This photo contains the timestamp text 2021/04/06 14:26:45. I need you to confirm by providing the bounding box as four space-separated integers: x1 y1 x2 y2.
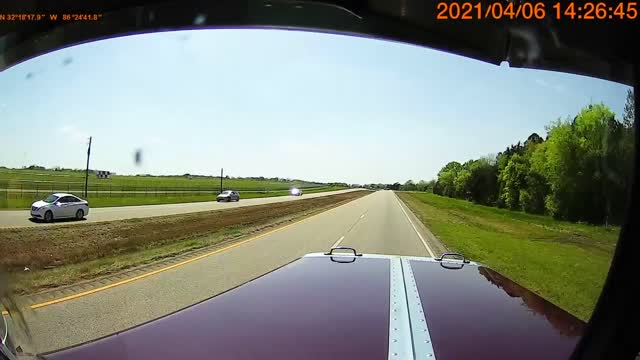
436 1 637 20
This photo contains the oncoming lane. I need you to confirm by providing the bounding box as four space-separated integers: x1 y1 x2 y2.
0 188 360 228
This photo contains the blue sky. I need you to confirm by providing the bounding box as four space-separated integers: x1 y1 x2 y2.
0 29 631 184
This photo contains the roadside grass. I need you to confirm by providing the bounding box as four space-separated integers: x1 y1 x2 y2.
397 192 618 321
1 190 369 293
0 187 346 209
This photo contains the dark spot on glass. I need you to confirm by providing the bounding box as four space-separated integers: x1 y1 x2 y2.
134 149 143 165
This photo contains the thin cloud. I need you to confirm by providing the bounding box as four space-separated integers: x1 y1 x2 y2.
59 125 90 145
144 136 168 146
534 78 566 94
553 84 566 93
534 78 550 87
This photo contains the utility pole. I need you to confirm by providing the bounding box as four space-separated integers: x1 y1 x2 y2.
84 136 92 198
220 168 223 194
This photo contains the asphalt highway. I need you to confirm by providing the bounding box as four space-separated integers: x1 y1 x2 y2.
0 188 360 228
7 190 443 354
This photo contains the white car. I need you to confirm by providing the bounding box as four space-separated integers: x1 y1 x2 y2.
30 193 90 222
216 190 240 202
290 187 303 196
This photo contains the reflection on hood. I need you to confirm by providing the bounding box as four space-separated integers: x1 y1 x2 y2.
478 267 584 337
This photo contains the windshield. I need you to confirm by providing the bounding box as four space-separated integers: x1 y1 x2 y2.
42 195 58 204
0 28 633 357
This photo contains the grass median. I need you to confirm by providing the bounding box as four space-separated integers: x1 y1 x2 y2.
0 190 370 294
397 192 618 321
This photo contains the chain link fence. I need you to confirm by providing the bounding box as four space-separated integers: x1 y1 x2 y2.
0 180 328 201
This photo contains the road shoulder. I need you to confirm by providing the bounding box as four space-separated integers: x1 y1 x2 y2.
394 192 448 256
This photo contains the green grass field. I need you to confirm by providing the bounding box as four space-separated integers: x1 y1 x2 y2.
397 192 619 321
0 186 346 209
0 168 325 191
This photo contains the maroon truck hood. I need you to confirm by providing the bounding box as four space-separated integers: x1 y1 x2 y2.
45 255 584 360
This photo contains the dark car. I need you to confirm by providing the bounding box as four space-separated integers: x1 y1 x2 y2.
216 190 239 202
41 248 584 360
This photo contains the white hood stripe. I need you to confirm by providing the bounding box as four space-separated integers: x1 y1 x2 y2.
402 258 436 359
388 258 413 359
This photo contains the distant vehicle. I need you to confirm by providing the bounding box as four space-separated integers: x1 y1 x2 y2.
290 187 302 196
216 190 240 202
30 193 89 222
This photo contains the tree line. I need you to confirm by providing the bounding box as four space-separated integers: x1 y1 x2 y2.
428 90 634 225
360 181 435 191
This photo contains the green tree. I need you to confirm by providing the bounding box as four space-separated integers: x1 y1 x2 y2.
541 104 628 223
523 141 551 214
454 168 471 199
498 153 529 210
431 102 631 225
524 133 543 148
623 89 635 128
466 157 498 205
495 142 525 207
601 94 634 224
518 134 549 214
402 180 417 191
416 180 435 192
435 161 462 197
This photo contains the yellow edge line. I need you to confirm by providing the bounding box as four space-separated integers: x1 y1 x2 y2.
22 199 352 310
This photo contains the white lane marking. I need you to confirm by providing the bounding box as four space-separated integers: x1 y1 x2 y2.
331 235 345 248
394 194 435 257
330 210 367 248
